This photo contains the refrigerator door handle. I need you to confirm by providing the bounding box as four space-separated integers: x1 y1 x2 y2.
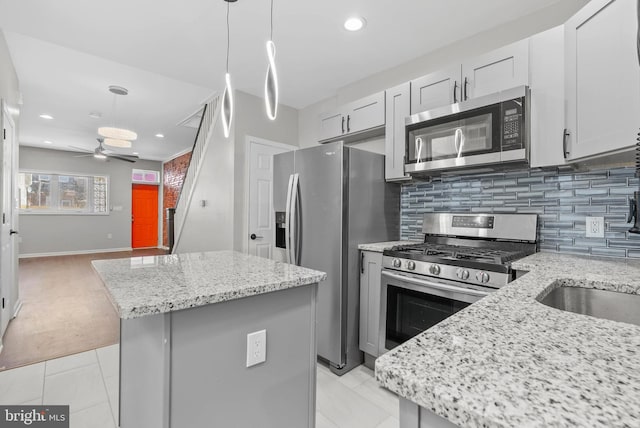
290 173 301 265
285 174 295 264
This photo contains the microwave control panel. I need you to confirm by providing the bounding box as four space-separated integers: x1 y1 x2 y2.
501 97 524 151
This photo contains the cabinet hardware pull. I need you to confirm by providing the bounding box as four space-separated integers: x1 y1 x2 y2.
347 115 351 133
360 252 365 274
341 116 345 134
463 77 469 100
563 129 570 159
453 81 458 103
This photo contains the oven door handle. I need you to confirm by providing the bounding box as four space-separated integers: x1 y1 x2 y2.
381 271 490 298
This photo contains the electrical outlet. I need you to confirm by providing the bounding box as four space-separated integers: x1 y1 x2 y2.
246 329 266 367
585 216 605 238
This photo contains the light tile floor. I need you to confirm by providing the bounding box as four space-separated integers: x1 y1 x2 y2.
0 345 398 428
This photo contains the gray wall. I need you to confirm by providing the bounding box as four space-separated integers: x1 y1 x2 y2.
298 0 588 149
19 146 162 256
401 167 640 258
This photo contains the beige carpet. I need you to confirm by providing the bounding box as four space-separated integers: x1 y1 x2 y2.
0 248 167 371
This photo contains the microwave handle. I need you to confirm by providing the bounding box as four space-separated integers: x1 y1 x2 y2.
381 270 490 298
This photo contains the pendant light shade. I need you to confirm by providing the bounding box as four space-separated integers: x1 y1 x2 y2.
222 72 234 138
98 127 137 141
264 40 279 121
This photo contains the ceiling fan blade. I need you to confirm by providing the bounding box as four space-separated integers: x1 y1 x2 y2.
68 145 93 153
73 154 94 158
107 154 137 163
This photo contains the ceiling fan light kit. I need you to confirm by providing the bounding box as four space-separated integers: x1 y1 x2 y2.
98 126 137 141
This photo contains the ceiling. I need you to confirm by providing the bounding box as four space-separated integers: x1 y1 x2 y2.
0 0 569 161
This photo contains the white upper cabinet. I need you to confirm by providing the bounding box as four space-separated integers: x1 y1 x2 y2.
529 25 568 168
410 40 529 114
318 92 385 143
385 82 411 181
410 66 460 114
462 39 529 100
564 0 640 160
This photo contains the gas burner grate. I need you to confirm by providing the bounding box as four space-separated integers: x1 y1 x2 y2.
389 243 529 265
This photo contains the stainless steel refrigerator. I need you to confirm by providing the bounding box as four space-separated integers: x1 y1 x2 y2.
273 141 400 375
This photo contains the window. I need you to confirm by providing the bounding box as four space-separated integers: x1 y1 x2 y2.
19 171 109 215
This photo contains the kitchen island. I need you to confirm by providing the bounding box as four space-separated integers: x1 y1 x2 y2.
375 252 640 427
92 251 326 428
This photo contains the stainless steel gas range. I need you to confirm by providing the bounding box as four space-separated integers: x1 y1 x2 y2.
379 212 538 355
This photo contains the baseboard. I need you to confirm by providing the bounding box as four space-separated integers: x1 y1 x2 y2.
12 300 22 319
19 247 134 259
160 246 170 250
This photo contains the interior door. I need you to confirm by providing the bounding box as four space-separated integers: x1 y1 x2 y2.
132 184 159 248
0 101 16 338
247 139 290 259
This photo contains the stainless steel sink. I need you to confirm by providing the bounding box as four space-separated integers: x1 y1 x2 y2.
538 286 640 326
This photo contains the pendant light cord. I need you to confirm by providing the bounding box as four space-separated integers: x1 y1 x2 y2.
226 0 230 73
270 0 274 41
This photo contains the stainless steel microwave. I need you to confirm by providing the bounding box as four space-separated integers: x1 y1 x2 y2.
404 86 529 175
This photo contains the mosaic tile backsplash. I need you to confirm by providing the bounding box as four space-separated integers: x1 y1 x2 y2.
401 167 640 258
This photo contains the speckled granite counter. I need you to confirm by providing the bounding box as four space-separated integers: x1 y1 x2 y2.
92 250 327 319
358 240 420 253
375 252 640 427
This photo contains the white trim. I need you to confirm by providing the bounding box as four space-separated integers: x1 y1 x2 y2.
0 342 3 356
162 147 192 163
19 247 134 259
12 300 22 319
244 136 295 255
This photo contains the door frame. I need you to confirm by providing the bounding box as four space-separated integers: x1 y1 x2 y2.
243 136 295 255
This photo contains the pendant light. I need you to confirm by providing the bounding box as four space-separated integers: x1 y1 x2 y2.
221 0 235 138
98 86 138 145
264 0 279 120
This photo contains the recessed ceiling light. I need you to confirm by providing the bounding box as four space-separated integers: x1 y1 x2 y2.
155 133 164 138
39 114 54 120
344 16 366 32
43 140 53 144
133 152 139 155
89 111 102 119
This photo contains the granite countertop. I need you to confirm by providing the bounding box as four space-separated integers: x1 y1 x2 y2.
375 252 640 427
358 240 420 253
92 250 327 320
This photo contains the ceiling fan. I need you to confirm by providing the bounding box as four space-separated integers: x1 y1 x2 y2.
71 138 139 163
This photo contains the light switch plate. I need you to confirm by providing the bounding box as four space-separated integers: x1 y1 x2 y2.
246 329 266 367
585 216 605 238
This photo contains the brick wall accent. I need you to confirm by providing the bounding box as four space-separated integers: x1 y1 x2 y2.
162 152 192 247
401 167 640 258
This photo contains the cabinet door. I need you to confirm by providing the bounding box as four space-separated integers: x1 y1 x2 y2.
345 92 385 135
565 0 640 160
359 250 383 357
410 65 460 114
318 110 344 142
462 39 529 99
529 25 567 168
385 82 411 181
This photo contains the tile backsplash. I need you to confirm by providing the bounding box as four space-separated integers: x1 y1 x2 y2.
401 167 640 258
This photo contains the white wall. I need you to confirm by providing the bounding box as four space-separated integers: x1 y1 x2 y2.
19 146 162 256
298 0 589 149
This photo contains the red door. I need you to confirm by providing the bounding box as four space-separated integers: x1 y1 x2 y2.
132 184 159 248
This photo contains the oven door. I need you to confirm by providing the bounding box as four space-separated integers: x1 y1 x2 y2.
379 269 489 355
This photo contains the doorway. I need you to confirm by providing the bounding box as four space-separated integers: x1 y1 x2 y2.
132 184 159 248
246 137 293 259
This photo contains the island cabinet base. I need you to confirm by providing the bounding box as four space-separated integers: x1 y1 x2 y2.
400 398 459 428
119 283 318 428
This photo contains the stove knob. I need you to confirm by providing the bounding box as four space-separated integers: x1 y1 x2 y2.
407 261 416 271
429 264 441 275
456 268 470 280
476 271 490 283
392 258 402 268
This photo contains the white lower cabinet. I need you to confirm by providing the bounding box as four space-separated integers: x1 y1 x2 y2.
359 250 383 357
